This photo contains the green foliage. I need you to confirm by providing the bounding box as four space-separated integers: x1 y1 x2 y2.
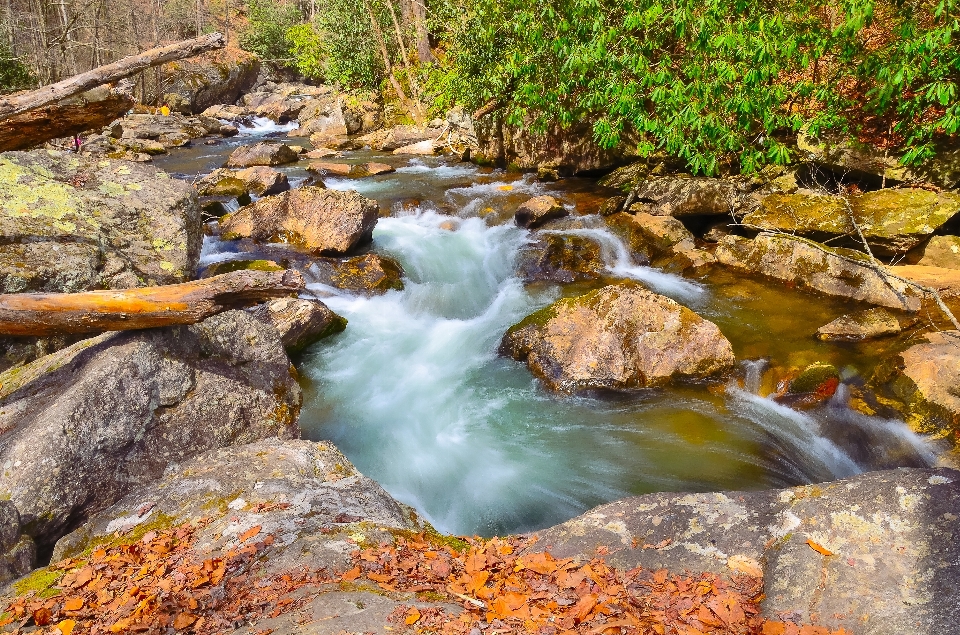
0 44 35 94
239 0 302 63
429 0 960 175
305 0 384 88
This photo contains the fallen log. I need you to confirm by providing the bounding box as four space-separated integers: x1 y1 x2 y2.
0 83 134 152
0 32 225 123
0 269 304 337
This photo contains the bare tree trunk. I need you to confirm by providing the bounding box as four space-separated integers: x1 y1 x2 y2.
361 0 418 122
0 269 305 337
409 0 432 63
0 32 225 121
382 0 424 120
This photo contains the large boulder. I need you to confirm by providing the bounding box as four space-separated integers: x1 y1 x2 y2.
629 175 740 216
52 439 418 573
500 281 735 392
536 467 960 635
815 308 906 341
308 253 404 295
160 47 260 114
225 142 300 168
287 95 349 141
605 211 716 271
742 188 960 255
516 233 606 283
360 124 444 152
0 150 201 293
105 112 234 149
0 310 301 550
514 195 567 228
220 186 379 255
716 233 923 311
240 83 335 123
798 129 960 190
250 297 347 352
871 330 960 440
197 166 289 197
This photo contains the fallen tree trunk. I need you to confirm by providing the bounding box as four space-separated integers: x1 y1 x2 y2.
0 269 304 337
0 84 134 152
0 32 225 123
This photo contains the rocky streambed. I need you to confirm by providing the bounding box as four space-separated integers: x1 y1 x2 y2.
0 79 958 634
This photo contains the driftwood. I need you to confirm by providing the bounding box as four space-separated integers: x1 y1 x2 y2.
0 84 134 152
0 269 304 337
0 32 225 123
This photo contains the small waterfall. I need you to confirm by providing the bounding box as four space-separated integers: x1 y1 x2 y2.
740 359 769 396
235 116 299 135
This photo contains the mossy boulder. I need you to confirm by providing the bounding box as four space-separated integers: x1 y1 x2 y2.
788 363 840 395
629 175 739 217
870 330 960 440
715 233 922 311
500 281 735 392
0 150 201 294
201 259 284 277
915 235 960 269
197 166 289 198
161 47 260 115
516 233 606 283
311 253 404 295
742 188 960 255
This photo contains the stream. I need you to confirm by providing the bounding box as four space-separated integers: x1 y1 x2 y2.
155 120 937 537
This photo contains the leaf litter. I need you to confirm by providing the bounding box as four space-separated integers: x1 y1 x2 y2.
0 521 850 635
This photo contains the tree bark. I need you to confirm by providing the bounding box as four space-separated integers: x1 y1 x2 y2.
0 31 225 122
0 269 304 337
0 83 134 151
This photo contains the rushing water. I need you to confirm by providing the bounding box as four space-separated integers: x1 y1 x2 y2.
160 125 937 538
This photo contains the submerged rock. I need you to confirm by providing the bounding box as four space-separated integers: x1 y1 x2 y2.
516 233 606 283
52 439 417 572
250 297 347 353
514 195 567 228
310 253 404 295
197 166 289 197
0 150 201 293
220 187 378 255
742 188 960 255
773 362 841 409
715 233 922 311
500 281 735 392
226 142 299 168
816 308 906 341
0 310 301 550
535 467 960 635
201 258 284 277
871 330 960 440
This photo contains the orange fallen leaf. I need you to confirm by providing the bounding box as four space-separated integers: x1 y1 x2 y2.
173 613 197 629
727 554 763 578
405 607 421 625
56 619 76 635
805 539 834 556
342 566 361 581
62 597 84 611
239 525 262 543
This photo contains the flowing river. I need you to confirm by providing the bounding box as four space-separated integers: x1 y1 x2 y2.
155 120 937 537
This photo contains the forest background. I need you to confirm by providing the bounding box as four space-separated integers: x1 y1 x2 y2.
1 0 958 176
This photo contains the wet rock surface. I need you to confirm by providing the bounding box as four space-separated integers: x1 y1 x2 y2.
516 233 606 283
220 186 378 255
605 211 716 272
309 253 404 295
226 142 300 168
514 195 567 228
250 297 347 352
716 233 923 311
816 308 906 341
0 310 301 551
0 150 201 293
534 467 960 635
501 281 735 392
197 166 289 197
871 330 960 440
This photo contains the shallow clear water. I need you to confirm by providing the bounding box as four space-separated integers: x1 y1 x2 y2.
163 126 936 537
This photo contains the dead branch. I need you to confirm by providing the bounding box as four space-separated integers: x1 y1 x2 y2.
0 269 304 337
